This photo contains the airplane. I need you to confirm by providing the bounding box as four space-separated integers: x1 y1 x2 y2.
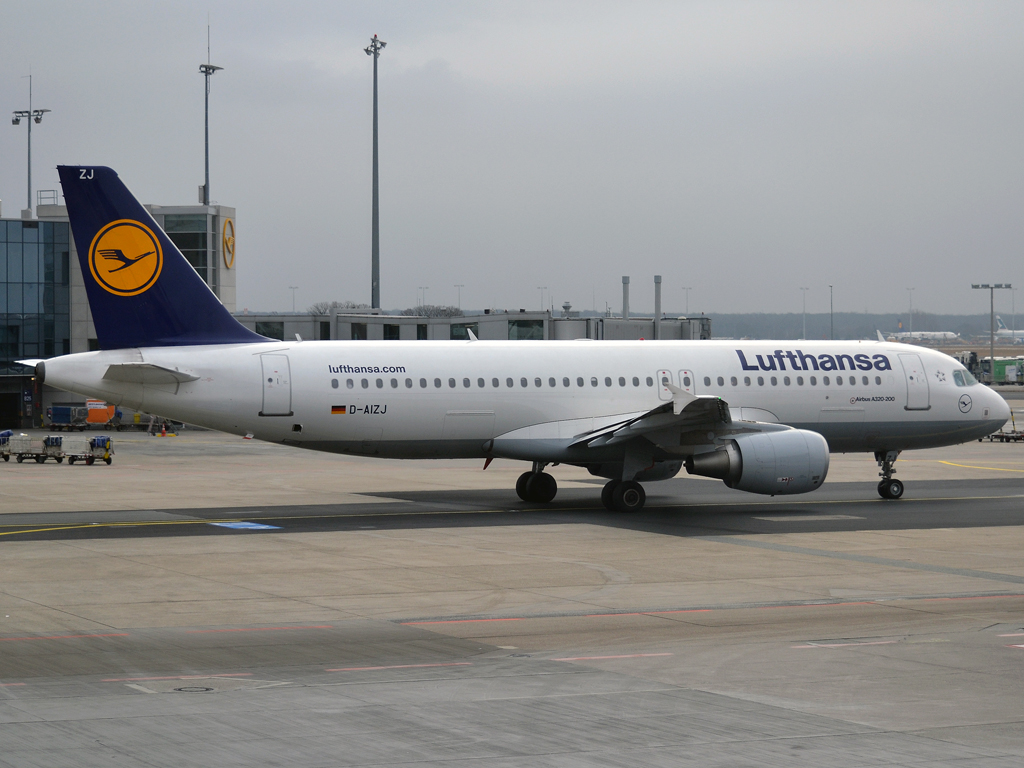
995 316 1024 342
22 166 1011 510
877 330 959 343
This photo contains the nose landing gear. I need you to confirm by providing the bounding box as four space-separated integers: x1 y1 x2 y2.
876 450 904 499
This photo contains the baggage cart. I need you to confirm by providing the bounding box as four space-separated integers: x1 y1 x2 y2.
9 434 46 463
66 435 114 465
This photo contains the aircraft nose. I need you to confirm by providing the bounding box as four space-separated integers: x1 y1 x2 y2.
989 389 1011 426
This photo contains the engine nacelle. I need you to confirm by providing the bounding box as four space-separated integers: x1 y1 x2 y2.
685 429 829 495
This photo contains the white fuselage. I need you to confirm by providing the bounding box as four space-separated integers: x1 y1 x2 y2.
41 339 1009 466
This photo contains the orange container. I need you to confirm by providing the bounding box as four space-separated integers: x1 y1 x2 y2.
85 400 116 424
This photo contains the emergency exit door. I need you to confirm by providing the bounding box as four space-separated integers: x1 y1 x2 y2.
260 354 293 416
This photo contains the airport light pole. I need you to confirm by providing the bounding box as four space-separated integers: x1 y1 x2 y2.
972 284 1012 383
454 284 464 310
11 74 50 217
828 284 834 340
418 286 428 307
199 31 223 206
289 286 298 312
682 287 691 315
906 288 914 336
366 34 386 309
799 287 809 340
538 286 547 312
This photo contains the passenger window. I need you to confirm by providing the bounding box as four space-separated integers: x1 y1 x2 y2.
717 376 724 386
521 377 528 387
478 378 485 388
605 377 612 387
564 377 571 387
449 378 456 388
632 377 640 387
618 377 626 386
549 377 556 387
810 376 817 385
578 377 585 387
796 376 803 385
390 378 398 388
420 378 427 388
875 376 882 385
376 378 383 388
361 378 369 388
770 377 777 386
730 376 737 386
535 377 542 387
591 377 598 387
347 379 354 389
434 378 442 388
823 376 830 385
646 377 654 386
861 376 868 385
704 376 711 387
783 376 790 386
757 376 764 386
507 378 514 387
405 378 413 388
331 378 339 389
683 376 691 387
492 378 499 387
463 378 470 388
744 376 751 386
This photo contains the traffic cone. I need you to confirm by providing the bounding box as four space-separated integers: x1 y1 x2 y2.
161 423 166 437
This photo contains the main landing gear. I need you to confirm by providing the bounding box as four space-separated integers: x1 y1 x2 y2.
875 450 904 500
516 462 558 503
600 479 646 513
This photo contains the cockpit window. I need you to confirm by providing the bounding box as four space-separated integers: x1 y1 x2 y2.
954 369 979 387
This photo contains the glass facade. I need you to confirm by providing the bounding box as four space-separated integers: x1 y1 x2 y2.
0 220 71 374
164 214 216 291
509 319 544 340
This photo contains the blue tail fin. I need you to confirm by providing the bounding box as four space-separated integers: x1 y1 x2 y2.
997 315 1008 331
58 165 266 349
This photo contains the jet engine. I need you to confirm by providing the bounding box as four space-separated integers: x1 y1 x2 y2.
684 429 829 495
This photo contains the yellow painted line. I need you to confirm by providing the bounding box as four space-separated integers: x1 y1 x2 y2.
938 461 1024 474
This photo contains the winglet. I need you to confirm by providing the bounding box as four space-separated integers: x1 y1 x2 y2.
665 381 698 415
467 328 479 342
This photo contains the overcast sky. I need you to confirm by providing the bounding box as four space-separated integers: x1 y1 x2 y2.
2 1 1023 317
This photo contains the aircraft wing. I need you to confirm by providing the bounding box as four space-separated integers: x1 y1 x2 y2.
569 384 731 449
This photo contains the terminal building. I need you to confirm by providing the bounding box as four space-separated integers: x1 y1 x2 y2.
0 198 236 426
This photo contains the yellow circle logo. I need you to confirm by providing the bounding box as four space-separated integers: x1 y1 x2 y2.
88 219 163 296
223 218 236 269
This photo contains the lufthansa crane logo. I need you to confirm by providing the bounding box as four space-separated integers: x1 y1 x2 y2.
88 219 163 296
223 218 235 269
958 394 972 413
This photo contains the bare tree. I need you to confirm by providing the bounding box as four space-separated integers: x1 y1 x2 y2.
308 300 371 315
401 304 464 318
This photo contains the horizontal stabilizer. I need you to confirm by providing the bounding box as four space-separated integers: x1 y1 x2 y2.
102 363 200 385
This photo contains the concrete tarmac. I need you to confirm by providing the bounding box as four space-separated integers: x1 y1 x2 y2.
2 432 1024 766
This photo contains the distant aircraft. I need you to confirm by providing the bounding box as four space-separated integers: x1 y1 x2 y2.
877 330 959 343
995 316 1024 342
21 166 1010 507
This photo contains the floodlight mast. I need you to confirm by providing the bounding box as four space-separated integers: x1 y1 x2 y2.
972 283 1012 383
366 34 386 309
11 74 50 217
199 29 223 206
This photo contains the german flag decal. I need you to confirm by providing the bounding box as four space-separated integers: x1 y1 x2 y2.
331 405 346 415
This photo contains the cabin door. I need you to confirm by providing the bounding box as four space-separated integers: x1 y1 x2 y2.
260 354 293 416
898 353 930 411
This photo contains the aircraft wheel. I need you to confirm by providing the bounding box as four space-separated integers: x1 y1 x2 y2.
613 481 646 513
878 479 904 500
515 471 533 501
601 480 620 511
525 472 557 503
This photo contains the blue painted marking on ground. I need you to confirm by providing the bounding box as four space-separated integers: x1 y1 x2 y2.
209 522 281 531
